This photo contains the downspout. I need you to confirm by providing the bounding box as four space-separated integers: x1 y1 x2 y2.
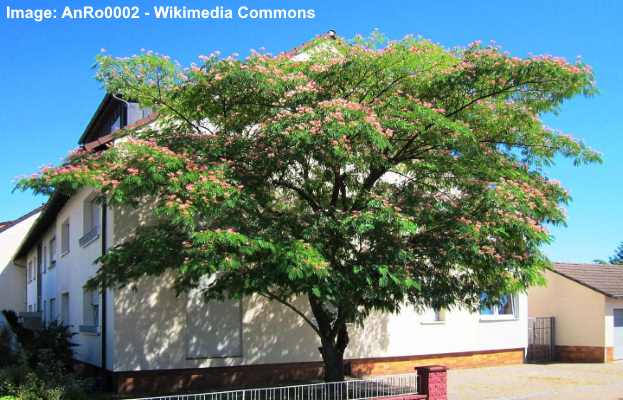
100 199 108 376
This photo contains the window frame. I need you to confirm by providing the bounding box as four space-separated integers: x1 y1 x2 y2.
61 219 70 256
49 297 56 323
80 289 100 335
80 195 101 247
185 287 243 359
49 236 57 267
42 245 47 273
479 293 518 321
60 292 70 325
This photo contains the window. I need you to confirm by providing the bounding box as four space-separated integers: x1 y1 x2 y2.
49 237 56 267
480 293 516 319
49 298 56 322
186 288 242 359
61 293 70 324
27 260 36 283
111 113 121 132
80 196 100 247
82 289 99 328
61 219 70 255
83 196 100 234
43 245 47 273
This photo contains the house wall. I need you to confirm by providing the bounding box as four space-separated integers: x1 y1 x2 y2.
110 197 527 375
25 188 115 370
0 212 38 312
604 297 623 361
528 270 607 362
113 271 527 373
20 188 528 390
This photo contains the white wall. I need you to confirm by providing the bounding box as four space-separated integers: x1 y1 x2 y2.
21 188 529 373
605 298 623 349
25 188 115 369
113 272 528 372
0 212 38 312
529 270 606 347
109 197 528 372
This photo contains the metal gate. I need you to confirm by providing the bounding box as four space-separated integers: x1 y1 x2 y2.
527 317 555 362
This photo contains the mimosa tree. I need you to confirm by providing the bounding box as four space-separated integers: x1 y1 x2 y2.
18 34 600 380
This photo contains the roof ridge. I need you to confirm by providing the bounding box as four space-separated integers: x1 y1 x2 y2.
554 261 621 267
0 206 44 234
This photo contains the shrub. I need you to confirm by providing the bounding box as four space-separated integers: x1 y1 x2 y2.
26 322 77 372
0 356 91 400
0 314 92 400
0 328 18 368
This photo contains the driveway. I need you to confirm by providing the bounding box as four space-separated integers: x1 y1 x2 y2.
448 363 623 400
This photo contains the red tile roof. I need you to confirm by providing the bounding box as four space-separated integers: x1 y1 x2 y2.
552 262 623 298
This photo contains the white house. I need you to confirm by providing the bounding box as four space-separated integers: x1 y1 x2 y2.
12 35 529 395
0 207 41 313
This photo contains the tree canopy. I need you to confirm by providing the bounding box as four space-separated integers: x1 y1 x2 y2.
18 33 600 380
609 242 623 265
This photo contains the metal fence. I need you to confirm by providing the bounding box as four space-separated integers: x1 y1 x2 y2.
130 373 419 400
527 316 555 362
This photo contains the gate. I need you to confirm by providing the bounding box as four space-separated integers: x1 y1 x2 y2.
527 317 555 362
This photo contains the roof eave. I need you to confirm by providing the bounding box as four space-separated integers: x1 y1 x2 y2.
77 94 113 145
13 193 70 261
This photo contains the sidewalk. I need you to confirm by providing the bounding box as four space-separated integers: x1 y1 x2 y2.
448 363 623 400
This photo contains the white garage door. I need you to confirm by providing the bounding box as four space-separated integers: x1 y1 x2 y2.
614 309 623 360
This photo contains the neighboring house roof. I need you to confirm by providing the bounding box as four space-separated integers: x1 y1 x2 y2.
0 206 44 235
13 195 68 260
551 262 623 298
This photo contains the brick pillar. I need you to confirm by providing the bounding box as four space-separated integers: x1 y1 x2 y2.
416 365 447 400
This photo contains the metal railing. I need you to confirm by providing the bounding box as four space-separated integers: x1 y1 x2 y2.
131 372 419 400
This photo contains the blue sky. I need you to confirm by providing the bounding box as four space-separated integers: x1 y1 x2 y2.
0 0 621 262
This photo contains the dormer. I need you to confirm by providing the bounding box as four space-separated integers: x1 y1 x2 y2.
78 94 152 146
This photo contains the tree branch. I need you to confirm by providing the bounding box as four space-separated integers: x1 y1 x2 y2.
259 291 321 335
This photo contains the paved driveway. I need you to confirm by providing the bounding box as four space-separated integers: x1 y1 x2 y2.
448 363 623 400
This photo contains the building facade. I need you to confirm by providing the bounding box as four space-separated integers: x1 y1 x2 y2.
0 207 40 312
529 262 623 363
13 96 528 395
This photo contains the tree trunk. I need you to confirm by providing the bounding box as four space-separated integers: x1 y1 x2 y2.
309 295 350 381
320 339 345 381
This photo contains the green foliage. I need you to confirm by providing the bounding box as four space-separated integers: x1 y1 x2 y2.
609 242 623 265
17 32 600 380
0 328 18 369
5 319 77 373
0 353 89 400
0 318 91 400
